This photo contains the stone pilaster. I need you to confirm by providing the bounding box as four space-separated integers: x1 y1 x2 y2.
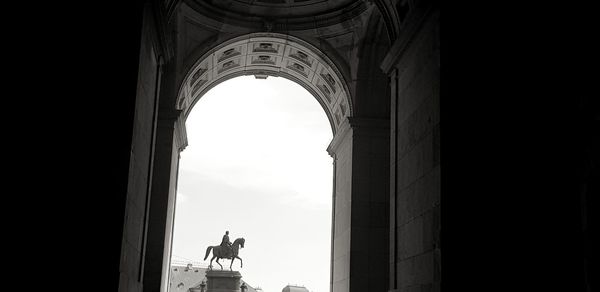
142 109 183 292
328 117 390 292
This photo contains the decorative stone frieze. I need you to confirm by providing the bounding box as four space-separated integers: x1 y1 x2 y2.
176 33 353 134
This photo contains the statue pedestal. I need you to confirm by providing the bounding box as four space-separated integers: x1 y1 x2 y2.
206 270 242 292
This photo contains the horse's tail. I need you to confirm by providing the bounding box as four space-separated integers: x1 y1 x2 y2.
204 246 213 261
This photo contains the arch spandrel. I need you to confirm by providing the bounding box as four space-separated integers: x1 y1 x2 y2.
176 33 353 134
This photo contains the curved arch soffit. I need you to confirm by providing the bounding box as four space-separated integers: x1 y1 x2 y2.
176 33 353 134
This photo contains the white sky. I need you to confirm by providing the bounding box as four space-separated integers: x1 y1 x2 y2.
171 75 333 292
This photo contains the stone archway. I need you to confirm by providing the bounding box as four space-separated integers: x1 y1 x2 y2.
141 11 390 292
149 31 391 292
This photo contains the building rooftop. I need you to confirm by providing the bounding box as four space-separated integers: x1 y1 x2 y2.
281 284 309 292
169 263 260 292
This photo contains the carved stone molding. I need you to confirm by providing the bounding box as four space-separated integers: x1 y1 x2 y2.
348 117 390 130
326 117 352 157
176 32 353 134
175 113 188 152
183 0 369 31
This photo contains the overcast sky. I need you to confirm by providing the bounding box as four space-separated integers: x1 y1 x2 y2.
171 75 334 292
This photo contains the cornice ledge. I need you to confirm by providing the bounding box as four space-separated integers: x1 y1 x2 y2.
158 108 184 122
175 113 188 152
183 0 370 31
327 117 353 157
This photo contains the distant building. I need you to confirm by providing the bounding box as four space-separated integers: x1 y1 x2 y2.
281 285 309 292
169 263 207 292
168 263 260 292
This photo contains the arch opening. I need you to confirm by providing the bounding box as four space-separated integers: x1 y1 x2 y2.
171 75 334 292
166 32 360 292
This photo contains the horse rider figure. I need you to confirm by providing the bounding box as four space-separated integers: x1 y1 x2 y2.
221 230 233 258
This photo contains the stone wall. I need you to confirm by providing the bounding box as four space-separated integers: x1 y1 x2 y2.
119 4 162 292
387 6 440 292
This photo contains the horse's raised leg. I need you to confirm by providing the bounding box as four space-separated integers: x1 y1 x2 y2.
230 256 242 269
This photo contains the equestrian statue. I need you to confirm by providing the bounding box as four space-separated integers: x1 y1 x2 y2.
204 230 245 270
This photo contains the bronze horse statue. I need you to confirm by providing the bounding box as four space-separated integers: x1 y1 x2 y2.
204 237 245 270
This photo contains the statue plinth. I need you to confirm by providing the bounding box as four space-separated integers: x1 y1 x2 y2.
206 270 242 292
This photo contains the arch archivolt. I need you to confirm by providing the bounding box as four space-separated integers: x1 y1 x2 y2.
176 33 352 134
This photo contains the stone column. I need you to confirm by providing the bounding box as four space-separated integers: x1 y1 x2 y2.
347 117 390 292
328 117 390 292
205 270 243 292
